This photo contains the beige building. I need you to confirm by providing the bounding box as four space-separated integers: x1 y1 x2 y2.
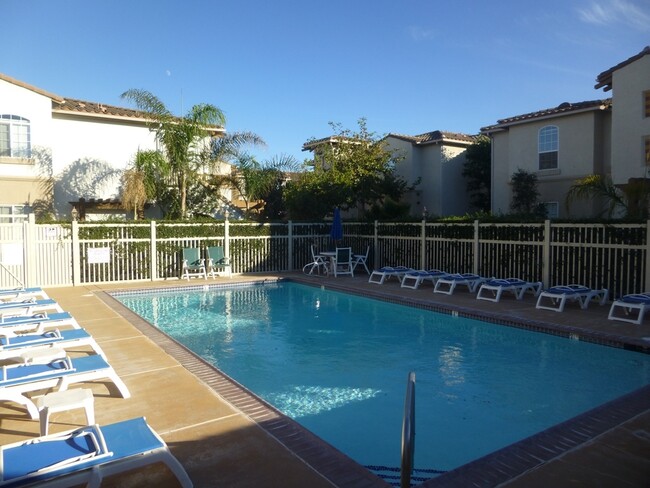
303 131 475 218
482 46 649 219
383 131 475 218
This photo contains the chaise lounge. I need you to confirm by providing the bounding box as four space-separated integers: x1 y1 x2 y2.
0 416 192 487
368 266 413 285
434 273 488 295
535 284 608 312
476 278 543 302
400 269 448 290
0 354 130 420
0 328 106 362
607 292 650 324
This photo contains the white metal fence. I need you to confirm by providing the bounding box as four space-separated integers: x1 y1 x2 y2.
0 217 647 298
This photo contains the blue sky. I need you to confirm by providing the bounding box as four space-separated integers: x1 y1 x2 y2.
4 0 650 165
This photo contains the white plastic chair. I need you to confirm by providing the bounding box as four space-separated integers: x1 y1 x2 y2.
331 247 354 278
352 246 370 274
302 245 328 275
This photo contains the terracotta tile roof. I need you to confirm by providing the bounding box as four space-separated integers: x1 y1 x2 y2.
386 130 476 145
480 99 612 133
53 97 149 120
595 46 650 92
302 136 361 151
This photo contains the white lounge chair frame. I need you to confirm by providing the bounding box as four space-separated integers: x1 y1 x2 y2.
1 355 130 420
401 270 448 290
0 287 49 301
535 284 608 312
607 293 650 324
0 417 192 488
434 273 488 295
0 312 81 334
476 278 543 302
180 248 207 280
0 298 64 318
368 266 413 285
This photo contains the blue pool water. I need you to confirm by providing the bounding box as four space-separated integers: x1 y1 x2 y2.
115 282 650 473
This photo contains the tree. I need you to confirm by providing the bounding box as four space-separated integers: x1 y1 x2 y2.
462 135 491 212
284 118 410 220
121 89 226 218
121 169 147 219
510 168 546 217
566 174 650 219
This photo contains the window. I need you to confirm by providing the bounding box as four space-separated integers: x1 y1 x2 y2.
538 125 558 170
0 114 31 158
0 205 30 223
543 202 559 219
644 91 650 118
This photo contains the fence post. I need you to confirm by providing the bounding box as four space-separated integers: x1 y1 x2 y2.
71 220 81 286
150 221 157 281
374 220 379 269
473 220 480 275
23 214 36 287
224 215 231 273
420 219 426 270
543 219 551 287
645 220 650 292
287 221 293 272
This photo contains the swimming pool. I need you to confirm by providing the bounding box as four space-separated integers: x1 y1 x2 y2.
115 282 650 476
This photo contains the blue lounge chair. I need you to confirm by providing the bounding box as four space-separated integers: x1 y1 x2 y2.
434 273 489 295
0 311 81 332
0 298 63 317
368 266 413 285
1 355 130 419
401 269 449 289
608 292 650 324
536 284 608 312
476 278 543 302
0 416 192 487
0 328 106 362
0 287 49 301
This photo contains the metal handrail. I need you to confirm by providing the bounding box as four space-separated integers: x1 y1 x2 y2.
401 371 416 488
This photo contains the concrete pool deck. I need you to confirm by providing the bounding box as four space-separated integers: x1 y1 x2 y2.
0 273 648 487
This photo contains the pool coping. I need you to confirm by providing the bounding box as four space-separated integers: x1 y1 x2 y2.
98 277 650 487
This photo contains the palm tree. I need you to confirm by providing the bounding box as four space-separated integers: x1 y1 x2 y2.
566 174 650 219
121 89 226 218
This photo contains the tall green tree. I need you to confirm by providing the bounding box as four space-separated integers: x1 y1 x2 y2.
121 89 226 218
285 118 410 220
510 168 546 218
462 135 491 212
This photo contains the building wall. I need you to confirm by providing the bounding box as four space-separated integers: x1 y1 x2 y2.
0 78 53 203
490 110 609 218
610 54 650 184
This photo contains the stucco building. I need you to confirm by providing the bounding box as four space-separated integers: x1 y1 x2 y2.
482 47 649 218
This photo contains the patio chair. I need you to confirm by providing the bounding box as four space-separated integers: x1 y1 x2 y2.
0 328 106 362
401 269 449 290
0 298 64 317
352 246 371 275
476 278 543 303
1 354 130 420
535 284 608 312
607 292 650 324
331 247 354 278
180 248 207 280
434 273 489 295
0 416 192 487
0 311 81 333
368 266 413 285
206 245 231 278
0 287 49 301
302 245 328 275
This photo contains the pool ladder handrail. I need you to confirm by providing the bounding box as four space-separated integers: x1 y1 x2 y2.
401 371 416 488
